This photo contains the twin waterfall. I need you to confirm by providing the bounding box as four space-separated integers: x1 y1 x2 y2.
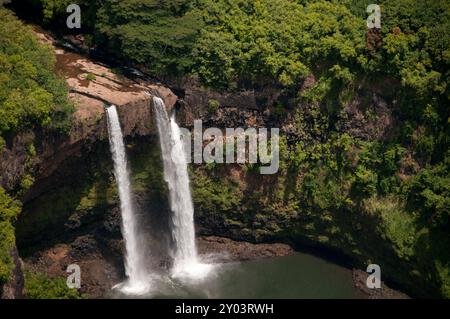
106 98 209 295
106 105 149 294
153 97 209 280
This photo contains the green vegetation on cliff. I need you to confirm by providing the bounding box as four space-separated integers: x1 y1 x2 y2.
5 0 450 298
194 0 366 89
190 1 448 297
192 133 449 297
24 270 84 299
0 6 72 288
24 0 203 76
95 0 202 76
0 8 73 137
0 187 21 284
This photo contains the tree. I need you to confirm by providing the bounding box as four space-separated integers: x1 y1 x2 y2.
0 8 73 136
95 0 203 76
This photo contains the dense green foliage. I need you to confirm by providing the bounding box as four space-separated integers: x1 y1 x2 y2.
0 187 21 284
190 0 448 297
194 0 367 89
192 133 449 297
25 0 203 75
22 0 449 108
22 0 449 94
95 0 202 76
24 270 84 299
0 8 73 137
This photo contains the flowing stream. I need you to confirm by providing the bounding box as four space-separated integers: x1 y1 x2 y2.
106 105 150 294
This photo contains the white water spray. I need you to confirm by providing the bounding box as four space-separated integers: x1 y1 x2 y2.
106 105 150 294
153 97 212 280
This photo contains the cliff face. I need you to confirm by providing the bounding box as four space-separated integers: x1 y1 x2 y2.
3 29 445 299
8 43 410 298
169 77 445 298
5 50 435 299
0 30 177 298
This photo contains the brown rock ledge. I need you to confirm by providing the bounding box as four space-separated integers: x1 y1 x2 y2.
1 27 179 193
352 269 410 299
197 236 294 261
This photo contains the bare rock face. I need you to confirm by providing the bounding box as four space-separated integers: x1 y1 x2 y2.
54 47 176 138
336 93 396 141
0 132 35 191
168 76 276 127
197 236 294 262
148 84 178 112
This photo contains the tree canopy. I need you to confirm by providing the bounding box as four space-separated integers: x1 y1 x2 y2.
0 8 73 138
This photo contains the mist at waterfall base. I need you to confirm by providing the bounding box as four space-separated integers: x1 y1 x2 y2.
153 97 214 282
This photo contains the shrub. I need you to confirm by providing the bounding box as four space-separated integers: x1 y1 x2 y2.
0 8 73 137
207 99 220 114
0 187 21 284
24 271 84 299
85 73 96 81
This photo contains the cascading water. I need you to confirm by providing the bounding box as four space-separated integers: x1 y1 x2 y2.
153 97 212 280
106 105 150 294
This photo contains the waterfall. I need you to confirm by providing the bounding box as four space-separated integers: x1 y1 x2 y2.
106 105 150 294
153 97 211 280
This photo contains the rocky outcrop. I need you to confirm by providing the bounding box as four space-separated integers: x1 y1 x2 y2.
169 76 278 127
170 76 396 151
197 236 294 261
0 29 178 195
352 269 410 299
0 132 35 192
24 238 123 299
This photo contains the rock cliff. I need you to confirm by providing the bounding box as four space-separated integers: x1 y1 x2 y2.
0 29 178 298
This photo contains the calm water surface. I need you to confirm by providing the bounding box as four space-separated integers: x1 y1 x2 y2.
112 252 363 299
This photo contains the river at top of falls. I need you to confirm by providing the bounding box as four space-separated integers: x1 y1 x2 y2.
153 97 213 282
106 105 151 295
